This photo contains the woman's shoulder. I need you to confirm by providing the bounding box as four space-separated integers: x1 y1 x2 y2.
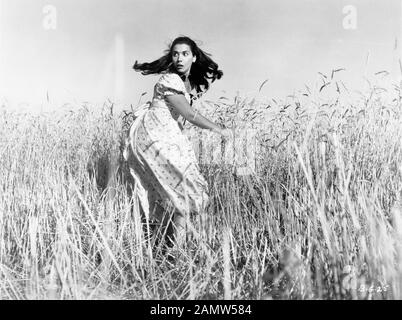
158 72 182 83
156 72 184 90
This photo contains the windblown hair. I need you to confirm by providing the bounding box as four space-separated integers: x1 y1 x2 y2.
133 36 223 94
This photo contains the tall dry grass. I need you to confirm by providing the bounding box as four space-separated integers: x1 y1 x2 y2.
1 71 402 299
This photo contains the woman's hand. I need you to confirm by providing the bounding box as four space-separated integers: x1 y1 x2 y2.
216 127 234 140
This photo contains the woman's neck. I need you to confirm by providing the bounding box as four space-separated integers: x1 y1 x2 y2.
178 73 189 82
176 73 192 93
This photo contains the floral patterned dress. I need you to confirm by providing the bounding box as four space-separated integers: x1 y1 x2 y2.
124 72 209 221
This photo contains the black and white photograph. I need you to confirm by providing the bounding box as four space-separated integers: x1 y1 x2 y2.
0 0 402 305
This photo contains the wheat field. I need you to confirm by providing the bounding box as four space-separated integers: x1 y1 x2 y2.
1 70 402 300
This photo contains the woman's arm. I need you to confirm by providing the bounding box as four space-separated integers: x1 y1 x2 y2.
166 94 224 134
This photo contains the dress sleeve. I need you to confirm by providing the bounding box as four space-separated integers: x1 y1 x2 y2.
156 73 186 97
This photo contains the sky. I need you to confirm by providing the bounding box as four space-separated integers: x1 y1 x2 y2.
0 0 401 111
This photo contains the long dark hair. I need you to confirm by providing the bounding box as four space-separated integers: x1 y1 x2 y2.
133 36 223 94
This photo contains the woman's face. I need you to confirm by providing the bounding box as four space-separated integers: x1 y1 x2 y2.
171 43 196 77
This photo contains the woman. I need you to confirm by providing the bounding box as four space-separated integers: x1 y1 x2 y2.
124 36 231 248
